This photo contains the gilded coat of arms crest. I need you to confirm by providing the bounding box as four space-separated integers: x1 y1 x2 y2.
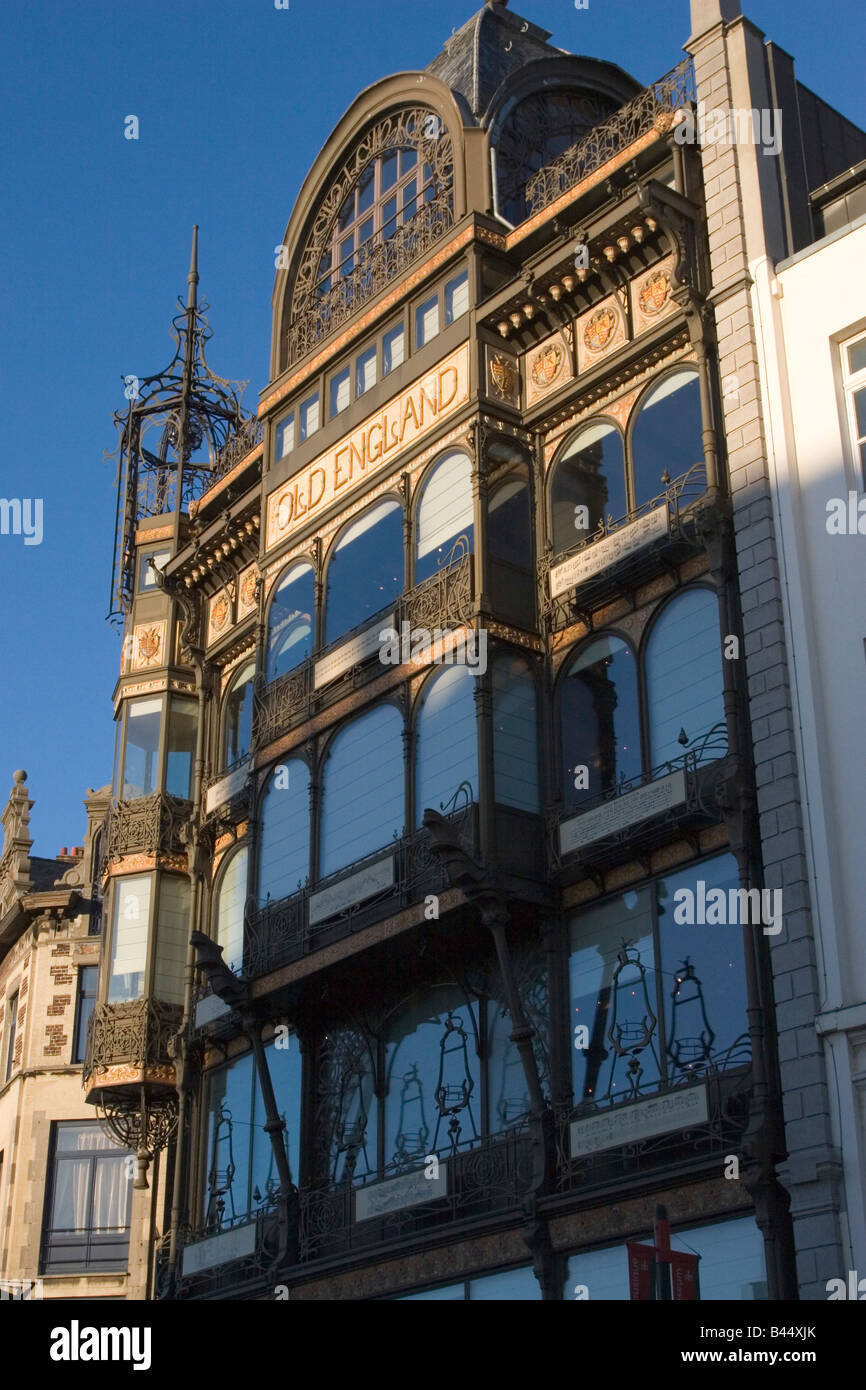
531 342 564 388
639 269 671 316
583 307 618 354
240 571 258 611
136 626 162 665
489 353 517 400
211 594 230 632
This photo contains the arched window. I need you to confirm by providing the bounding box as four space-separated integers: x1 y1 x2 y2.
488 471 533 569
320 705 404 877
492 655 539 812
266 563 314 682
415 451 473 584
384 987 480 1166
631 369 703 510
551 422 626 555
415 666 478 825
646 587 726 767
257 760 311 905
215 846 248 973
494 89 617 226
560 635 641 807
324 500 403 645
222 662 255 768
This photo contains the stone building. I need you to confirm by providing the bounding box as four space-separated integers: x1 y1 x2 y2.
0 772 152 1300
80 0 865 1299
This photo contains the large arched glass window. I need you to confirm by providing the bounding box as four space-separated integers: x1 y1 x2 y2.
266 563 314 682
415 451 473 583
488 471 532 569
415 666 478 825
384 987 480 1166
631 369 703 509
222 662 255 768
492 655 539 812
324 500 403 645
560 635 641 807
551 422 626 555
646 587 726 767
215 846 248 973
320 705 404 877
257 760 311 905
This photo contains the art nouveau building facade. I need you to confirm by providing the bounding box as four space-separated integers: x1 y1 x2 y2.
82 0 865 1299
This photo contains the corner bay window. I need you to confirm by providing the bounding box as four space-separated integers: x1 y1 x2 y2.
569 852 750 1108
42 1122 133 1274
108 874 151 1002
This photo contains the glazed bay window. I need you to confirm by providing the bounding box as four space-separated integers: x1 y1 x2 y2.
41 1122 133 1274
165 696 197 799
569 852 750 1108
120 697 161 800
842 330 866 482
108 874 151 1002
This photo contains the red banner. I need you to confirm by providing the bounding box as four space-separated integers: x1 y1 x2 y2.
671 1249 700 1300
627 1241 655 1300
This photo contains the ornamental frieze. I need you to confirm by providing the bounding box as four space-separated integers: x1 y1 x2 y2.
576 295 626 374
524 330 573 408
631 254 676 335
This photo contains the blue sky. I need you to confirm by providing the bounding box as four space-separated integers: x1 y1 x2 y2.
1 0 863 857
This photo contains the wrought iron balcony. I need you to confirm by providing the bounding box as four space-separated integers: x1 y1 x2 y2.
524 58 696 220
287 190 454 365
83 997 183 1090
209 415 263 485
539 463 711 631
104 792 191 861
549 723 730 877
240 797 478 984
552 1066 752 1201
252 549 473 752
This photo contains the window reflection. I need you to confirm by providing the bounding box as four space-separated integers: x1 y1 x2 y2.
646 587 726 766
552 422 627 553
385 989 480 1166
165 697 197 800
257 760 311 904
415 451 473 582
121 697 161 800
324 500 403 644
560 635 641 806
222 662 255 768
631 369 702 509
415 666 477 825
492 655 539 812
320 705 404 876
216 846 248 974
266 562 314 682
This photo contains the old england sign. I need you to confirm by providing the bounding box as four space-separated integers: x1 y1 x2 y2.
266 343 470 549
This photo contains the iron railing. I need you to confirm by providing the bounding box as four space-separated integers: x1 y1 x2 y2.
83 997 182 1086
209 415 263 485
524 58 696 218
104 792 190 861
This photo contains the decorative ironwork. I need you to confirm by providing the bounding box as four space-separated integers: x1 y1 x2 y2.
83 997 183 1084
210 415 263 485
524 59 695 217
497 89 616 226
105 792 190 860
285 107 454 365
96 1092 179 1173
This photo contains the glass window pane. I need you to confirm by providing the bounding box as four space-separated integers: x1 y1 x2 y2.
121 697 162 800
223 661 255 768
204 1053 254 1228
657 853 750 1077
445 271 469 325
398 1282 465 1300
415 293 439 347
216 847 248 973
50 1156 92 1230
646 587 726 766
276 413 295 459
166 697 197 799
854 385 866 438
355 345 377 396
381 151 399 191
560 635 641 806
91 1153 133 1231
675 1216 767 1300
139 549 170 591
299 393 320 441
487 1000 531 1134
318 1026 378 1184
320 705 404 877
569 888 659 1104
153 875 190 1007
329 366 351 418
847 337 866 375
56 1121 118 1153
382 323 405 375
416 666 478 825
632 370 702 509
257 760 311 904
552 423 627 553
400 148 417 174
415 451 473 582
325 500 404 644
359 217 374 248
385 989 479 1165
252 1037 303 1197
492 655 539 811
337 189 355 231
489 476 532 567
108 875 152 1002
469 1266 541 1300
266 562 315 682
358 164 375 214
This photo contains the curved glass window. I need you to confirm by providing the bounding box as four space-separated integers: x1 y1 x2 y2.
415 452 473 583
560 635 641 807
384 987 480 1166
324 501 403 645
215 846 248 973
631 369 703 509
222 662 255 768
257 760 311 905
266 563 314 682
489 473 532 569
415 666 477 825
646 587 726 766
320 705 404 877
120 697 162 800
492 655 539 812
108 874 152 1003
551 422 626 555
